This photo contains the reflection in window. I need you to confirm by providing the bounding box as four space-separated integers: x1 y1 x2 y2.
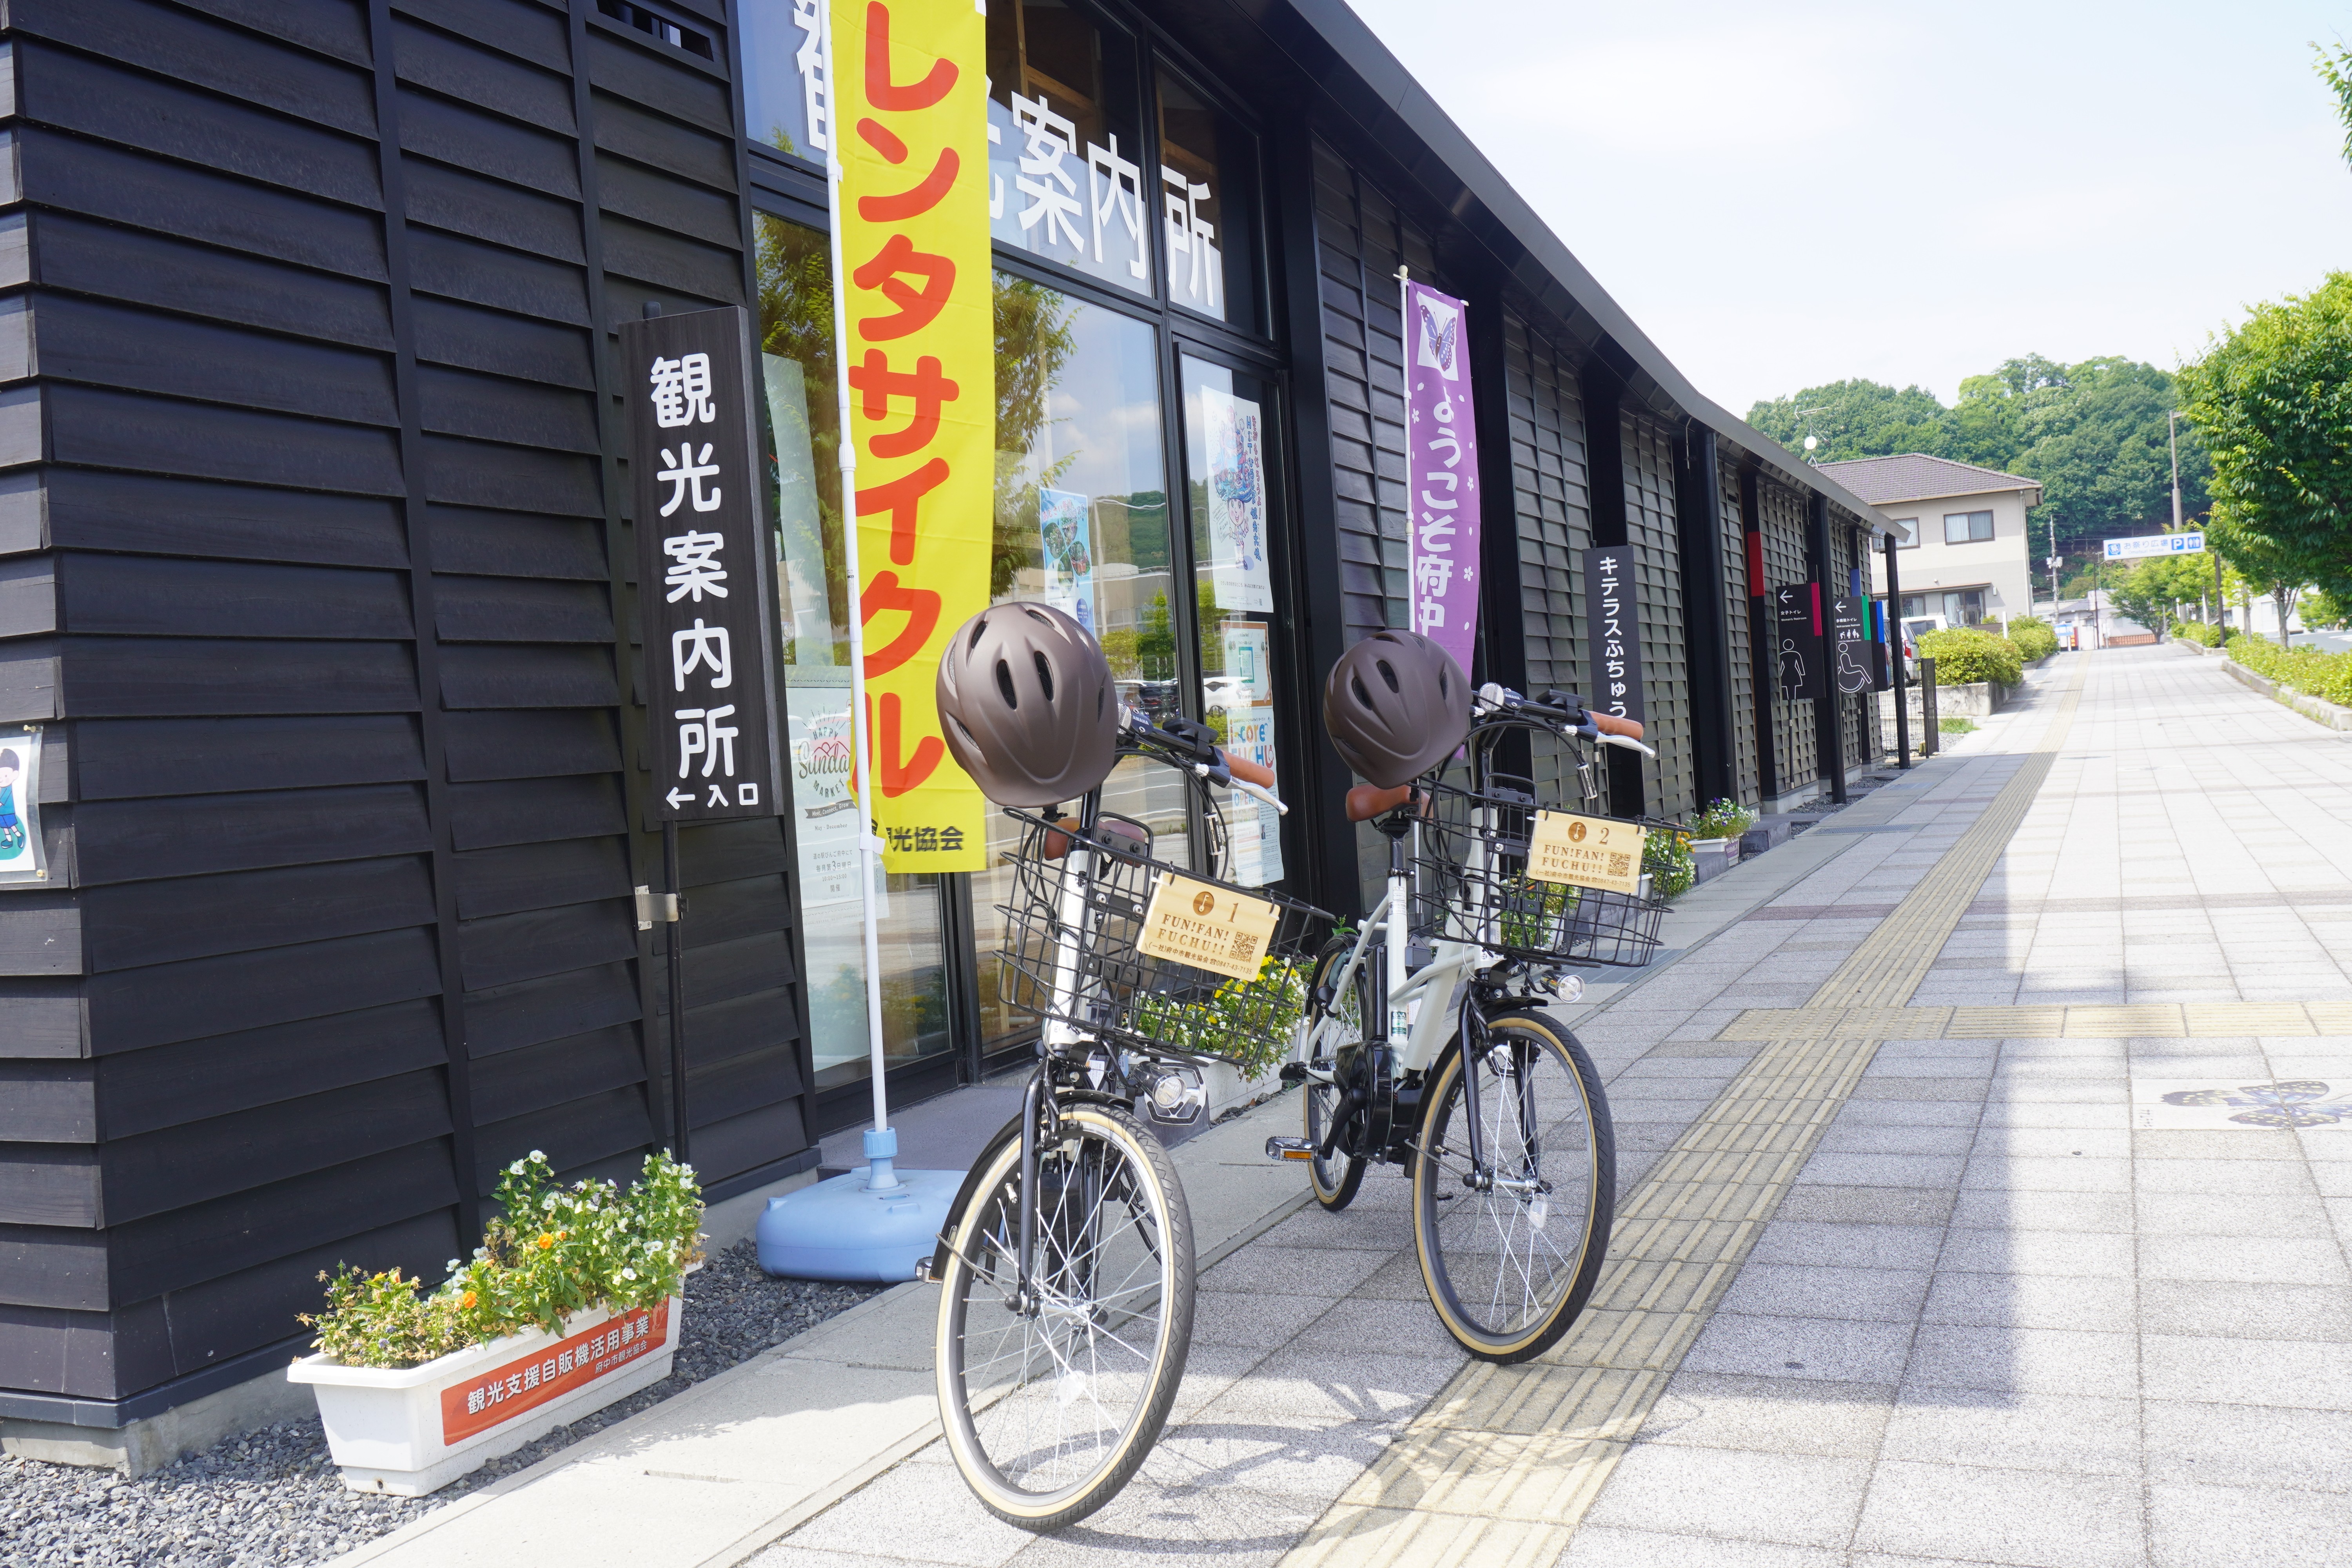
975 274 1185 1043
985 0 1149 296
754 213 948 1091
1183 356 1284 886
740 0 828 163
1158 69 1259 332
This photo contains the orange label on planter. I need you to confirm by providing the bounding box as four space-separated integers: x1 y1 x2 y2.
440 1301 670 1445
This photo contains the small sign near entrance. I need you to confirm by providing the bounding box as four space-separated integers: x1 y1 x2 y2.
1829 594 1872 695
1137 872 1279 981
1526 811 1648 895
621 306 784 826
2104 531 2205 561
1774 583 1824 701
1582 548 1644 724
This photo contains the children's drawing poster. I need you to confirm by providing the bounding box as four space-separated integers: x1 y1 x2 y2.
0 726 44 886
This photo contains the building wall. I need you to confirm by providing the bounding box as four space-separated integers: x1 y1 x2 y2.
1754 474 1816 795
1720 462 1758 806
0 0 813 1420
1622 415 1692 820
1867 487 2036 626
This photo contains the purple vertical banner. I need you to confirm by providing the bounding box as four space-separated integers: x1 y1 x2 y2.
1402 278 1481 674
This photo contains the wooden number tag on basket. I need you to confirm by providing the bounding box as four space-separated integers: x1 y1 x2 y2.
1137 872 1279 982
1526 811 1647 895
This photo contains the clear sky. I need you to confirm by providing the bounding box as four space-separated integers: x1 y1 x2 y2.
1341 0 2352 415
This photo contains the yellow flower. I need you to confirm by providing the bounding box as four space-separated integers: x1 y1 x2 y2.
461 1291 477 1308
535 1234 556 1250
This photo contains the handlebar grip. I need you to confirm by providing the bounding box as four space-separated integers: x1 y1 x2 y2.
1220 748 1275 788
1591 712 1644 740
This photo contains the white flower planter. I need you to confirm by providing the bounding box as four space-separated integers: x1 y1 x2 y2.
1200 1056 1281 1118
1690 836 1741 884
287 1293 682 1496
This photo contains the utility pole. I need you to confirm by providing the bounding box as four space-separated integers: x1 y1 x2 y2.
2168 410 2183 532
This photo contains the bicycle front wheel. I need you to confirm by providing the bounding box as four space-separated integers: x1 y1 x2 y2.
935 1100 1194 1531
1412 1009 1613 1362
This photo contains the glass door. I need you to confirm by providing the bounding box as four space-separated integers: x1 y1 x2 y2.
754 211 953 1114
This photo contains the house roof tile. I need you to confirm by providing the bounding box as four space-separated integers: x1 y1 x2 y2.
1816 454 2043 506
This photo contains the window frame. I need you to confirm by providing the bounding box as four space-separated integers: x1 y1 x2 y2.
1942 510 1995 545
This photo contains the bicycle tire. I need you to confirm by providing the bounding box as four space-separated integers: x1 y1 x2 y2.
1411 1008 1613 1362
935 1100 1194 1531
1299 937 1368 1211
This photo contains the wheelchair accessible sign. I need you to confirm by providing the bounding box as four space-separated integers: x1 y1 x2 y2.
1526 812 1647 896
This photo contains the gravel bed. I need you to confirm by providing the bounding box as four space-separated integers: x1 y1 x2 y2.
2 1241 882 1568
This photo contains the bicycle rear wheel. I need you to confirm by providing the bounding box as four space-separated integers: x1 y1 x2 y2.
1299 937 1368 1210
1412 1009 1613 1362
935 1100 1194 1531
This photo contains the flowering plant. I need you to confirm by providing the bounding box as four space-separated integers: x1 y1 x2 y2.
299 1150 703 1369
1131 953 1310 1080
1685 798 1755 841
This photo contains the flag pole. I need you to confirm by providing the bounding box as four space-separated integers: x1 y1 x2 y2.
820 2 899 1189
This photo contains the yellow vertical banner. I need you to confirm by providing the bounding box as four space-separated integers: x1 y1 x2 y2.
835 0 989 872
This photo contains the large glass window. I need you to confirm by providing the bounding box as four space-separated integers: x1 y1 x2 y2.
1181 354 1284 886
984 0 1151 298
1157 69 1260 333
740 0 827 163
755 212 951 1091
975 274 1184 1044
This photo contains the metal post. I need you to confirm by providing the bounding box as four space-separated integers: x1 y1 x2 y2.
1920 657 1939 757
662 819 689 1160
1805 494 1846 804
1885 530 1911 769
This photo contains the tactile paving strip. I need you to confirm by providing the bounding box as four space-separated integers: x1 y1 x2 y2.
1279 667 2092 1568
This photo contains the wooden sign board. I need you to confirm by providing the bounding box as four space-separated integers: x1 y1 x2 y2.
1137 873 1278 982
1526 811 1647 895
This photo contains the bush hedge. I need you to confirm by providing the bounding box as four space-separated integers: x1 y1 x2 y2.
2174 621 2227 648
2228 637 2352 708
2005 616 2058 662
1915 627 2024 686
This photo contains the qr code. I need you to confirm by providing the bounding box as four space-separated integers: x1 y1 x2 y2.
1607 853 1633 877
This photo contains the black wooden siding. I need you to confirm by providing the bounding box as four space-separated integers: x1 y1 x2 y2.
0 0 811 1416
1755 475 1815 795
1620 414 1691 821
1720 462 1758 805
1500 308 1590 808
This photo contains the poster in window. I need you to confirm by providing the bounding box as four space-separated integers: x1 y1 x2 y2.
1038 486 1097 637
1216 620 1282 887
0 725 44 886
1201 386 1272 613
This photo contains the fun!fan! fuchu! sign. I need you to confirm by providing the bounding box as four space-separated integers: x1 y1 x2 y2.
837 0 989 873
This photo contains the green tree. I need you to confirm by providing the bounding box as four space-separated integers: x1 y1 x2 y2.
2316 41 2352 169
2108 543 2226 637
1746 379 1953 462
2176 272 2352 638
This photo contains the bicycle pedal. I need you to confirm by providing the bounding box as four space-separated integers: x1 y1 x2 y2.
1264 1137 1316 1163
1278 1062 1309 1086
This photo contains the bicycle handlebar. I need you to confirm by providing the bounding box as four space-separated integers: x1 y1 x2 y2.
1117 706 1289 814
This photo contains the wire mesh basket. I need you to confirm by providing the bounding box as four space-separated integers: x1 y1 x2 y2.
1414 773 1666 969
995 810 1333 1069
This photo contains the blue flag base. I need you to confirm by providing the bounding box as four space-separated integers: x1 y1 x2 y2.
755 1128 964 1283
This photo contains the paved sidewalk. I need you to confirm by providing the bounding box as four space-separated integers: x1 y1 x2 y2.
350 646 2352 1568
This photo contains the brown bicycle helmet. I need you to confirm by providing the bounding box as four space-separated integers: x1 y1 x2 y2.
935 603 1118 807
1322 630 1470 788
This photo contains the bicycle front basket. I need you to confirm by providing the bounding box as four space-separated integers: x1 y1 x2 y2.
996 811 1333 1069
1416 777 1666 968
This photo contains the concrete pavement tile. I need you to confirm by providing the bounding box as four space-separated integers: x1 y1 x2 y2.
1919 1271 2136 1333
1935 1227 2136 1278
1749 1221 1944 1270
1947 1189 2134 1232
752 1549 922 1568
1825 1102 1982 1130
1348 1253 1438 1302
1960 1154 2131 1192
1862 1058 1993 1080
1850 1078 1998 1102
1192 1291 1335 1349
1680 1312 1914 1383
1199 1245 1393 1298
1975 1103 2131 1131
1901 1324 2139 1397
1009 1473 1319 1567
1259 1206 1414 1252
1878 1389 2141 1477
2312 1163 2352 1198
1984 1080 2129 1104
1770 1186 1958 1227
1793 1152 1965 1188
1142 1413 1398 1503
2142 1399 2352 1492
2142 1334 2352 1410
1561 1526 1843 1567
785 1461 1035 1568
2138 1234 2348 1286
1200 1346 1460 1426
2140 1279 2352 1342
1579 1443 1870 1548
1289 1296 1465 1362
2136 1129 2303 1160
2134 1158 2315 1196
2147 1480 2352 1568
2134 1189 2333 1238
1635 1370 1892 1459
1852 1459 2144 1568
1978 1128 2132 1158
1715 1263 1929 1323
